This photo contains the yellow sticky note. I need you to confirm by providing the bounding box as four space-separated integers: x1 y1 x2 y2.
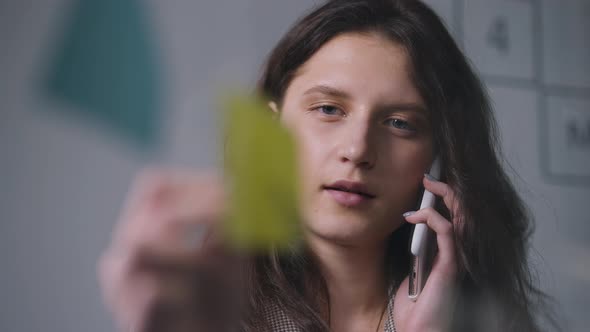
221 93 301 251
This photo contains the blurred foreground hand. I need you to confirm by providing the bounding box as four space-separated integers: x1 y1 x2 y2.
98 92 301 331
98 170 243 332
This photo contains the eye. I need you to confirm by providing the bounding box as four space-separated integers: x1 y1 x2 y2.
313 105 345 117
385 118 415 131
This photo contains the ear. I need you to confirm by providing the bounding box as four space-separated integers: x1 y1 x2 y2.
268 101 280 119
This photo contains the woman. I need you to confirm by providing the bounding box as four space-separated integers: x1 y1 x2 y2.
99 1 555 331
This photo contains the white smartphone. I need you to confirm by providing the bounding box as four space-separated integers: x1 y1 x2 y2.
408 156 441 301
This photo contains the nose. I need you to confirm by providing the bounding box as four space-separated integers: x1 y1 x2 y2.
338 120 377 170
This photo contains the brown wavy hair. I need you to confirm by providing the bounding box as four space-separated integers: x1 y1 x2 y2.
240 0 559 331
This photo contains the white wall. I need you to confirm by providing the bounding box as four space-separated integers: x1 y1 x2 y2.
1 0 588 331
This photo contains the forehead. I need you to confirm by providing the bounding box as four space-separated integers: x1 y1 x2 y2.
286 32 422 105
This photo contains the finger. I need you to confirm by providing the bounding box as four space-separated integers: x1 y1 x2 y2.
111 170 170 246
161 170 226 220
403 207 457 274
423 175 460 218
120 168 224 226
113 211 229 278
99 248 159 331
115 173 226 253
117 211 214 261
136 179 226 256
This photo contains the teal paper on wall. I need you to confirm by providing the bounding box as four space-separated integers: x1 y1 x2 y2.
44 0 162 148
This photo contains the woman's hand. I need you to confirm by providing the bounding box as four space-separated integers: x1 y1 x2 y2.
98 169 241 332
393 174 460 332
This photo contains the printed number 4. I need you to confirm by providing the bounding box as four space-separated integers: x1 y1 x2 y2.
487 16 510 54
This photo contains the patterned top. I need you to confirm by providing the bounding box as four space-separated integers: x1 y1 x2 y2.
259 291 397 332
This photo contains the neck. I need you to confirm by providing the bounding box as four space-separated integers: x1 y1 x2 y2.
306 234 389 331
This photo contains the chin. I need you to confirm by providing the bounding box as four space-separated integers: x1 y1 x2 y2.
303 214 387 246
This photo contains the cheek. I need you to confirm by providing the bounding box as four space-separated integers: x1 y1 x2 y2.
398 151 431 179
282 114 331 170
388 134 433 171
380 140 434 196
295 127 332 187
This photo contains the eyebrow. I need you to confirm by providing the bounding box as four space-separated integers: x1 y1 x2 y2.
302 85 351 99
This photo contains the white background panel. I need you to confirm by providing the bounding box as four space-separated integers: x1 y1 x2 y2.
464 0 534 79
542 0 590 88
546 95 590 177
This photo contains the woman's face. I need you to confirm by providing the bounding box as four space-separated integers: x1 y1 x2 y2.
275 32 434 246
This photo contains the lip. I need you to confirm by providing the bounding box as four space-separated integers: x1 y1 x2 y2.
323 180 376 207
